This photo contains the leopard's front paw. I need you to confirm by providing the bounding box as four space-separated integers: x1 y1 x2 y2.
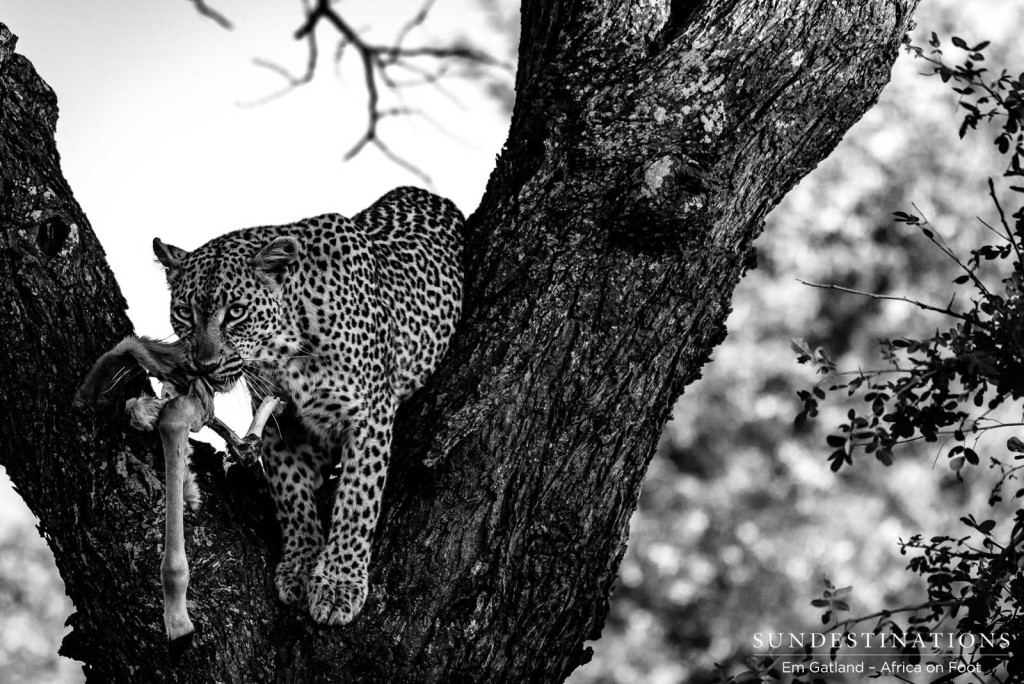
307 564 367 626
275 552 317 605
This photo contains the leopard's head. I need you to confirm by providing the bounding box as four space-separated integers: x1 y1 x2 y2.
153 234 300 388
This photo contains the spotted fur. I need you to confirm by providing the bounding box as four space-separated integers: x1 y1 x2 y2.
153 187 463 625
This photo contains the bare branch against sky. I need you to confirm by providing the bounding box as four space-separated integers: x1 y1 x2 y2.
189 0 513 183
189 0 233 30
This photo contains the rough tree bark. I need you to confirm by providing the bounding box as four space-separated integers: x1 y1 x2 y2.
0 1 918 682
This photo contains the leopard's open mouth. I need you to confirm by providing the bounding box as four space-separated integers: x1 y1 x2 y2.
207 374 241 392
188 360 243 393
206 366 242 391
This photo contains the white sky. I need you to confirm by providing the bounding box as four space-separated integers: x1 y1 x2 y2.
4 0 514 428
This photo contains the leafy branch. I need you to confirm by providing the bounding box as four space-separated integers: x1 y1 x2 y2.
795 35 1024 475
781 33 1024 684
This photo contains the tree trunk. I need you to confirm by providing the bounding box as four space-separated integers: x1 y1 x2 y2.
0 1 918 682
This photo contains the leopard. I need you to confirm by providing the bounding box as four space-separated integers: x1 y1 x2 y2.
152 186 463 625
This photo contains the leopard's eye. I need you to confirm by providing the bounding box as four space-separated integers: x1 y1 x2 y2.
225 303 248 322
173 306 193 323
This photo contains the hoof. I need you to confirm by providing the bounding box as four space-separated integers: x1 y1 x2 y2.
168 629 194 663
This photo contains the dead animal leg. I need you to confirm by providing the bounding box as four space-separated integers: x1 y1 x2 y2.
157 394 206 655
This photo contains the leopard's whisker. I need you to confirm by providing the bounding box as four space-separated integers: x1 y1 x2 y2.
242 369 281 399
240 370 269 399
294 342 319 357
239 367 259 390
105 367 131 390
259 373 283 393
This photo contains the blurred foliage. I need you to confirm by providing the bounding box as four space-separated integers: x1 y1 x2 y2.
568 1 1024 683
0 470 80 684
778 31 1024 684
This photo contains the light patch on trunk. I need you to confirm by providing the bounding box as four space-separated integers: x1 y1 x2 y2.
700 101 727 140
642 156 675 197
626 0 671 41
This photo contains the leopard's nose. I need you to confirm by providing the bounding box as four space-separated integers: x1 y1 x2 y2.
193 356 222 374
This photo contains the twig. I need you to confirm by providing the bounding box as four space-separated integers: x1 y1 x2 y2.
280 0 509 179
393 0 436 50
823 599 959 640
989 178 1023 264
238 0 319 108
188 0 233 30
910 204 992 299
364 137 432 185
797 279 990 330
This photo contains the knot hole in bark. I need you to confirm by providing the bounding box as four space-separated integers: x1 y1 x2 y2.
649 0 706 56
37 215 70 256
609 154 715 251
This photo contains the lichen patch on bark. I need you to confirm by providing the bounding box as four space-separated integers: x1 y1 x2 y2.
641 156 675 197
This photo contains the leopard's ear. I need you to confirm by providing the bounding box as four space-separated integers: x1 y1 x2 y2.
251 236 300 282
153 238 189 281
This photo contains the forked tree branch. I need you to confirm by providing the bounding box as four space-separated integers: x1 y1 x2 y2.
294 0 509 182
241 7 320 109
191 0 512 183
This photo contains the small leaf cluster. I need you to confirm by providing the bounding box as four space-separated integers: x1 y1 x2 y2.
908 33 1024 174
810 579 850 625
792 339 835 428
896 505 1024 678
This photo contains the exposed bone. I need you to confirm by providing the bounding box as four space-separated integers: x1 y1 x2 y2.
248 396 285 437
205 395 283 472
